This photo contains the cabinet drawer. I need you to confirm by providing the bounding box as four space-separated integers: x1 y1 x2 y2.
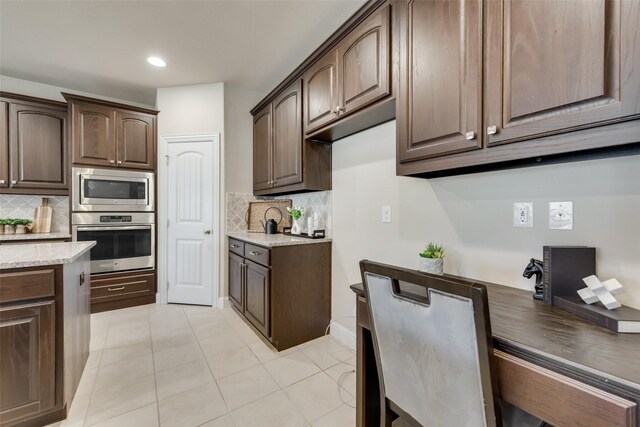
0 268 55 303
91 273 154 301
495 350 637 427
244 243 270 267
229 238 245 256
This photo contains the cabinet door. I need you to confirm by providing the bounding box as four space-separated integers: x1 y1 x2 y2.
485 0 640 146
9 103 67 190
304 51 339 134
337 5 391 116
0 300 55 424
0 101 8 188
396 0 483 163
116 111 155 170
272 80 303 188
72 102 116 167
244 260 270 338
253 104 273 192
228 252 244 311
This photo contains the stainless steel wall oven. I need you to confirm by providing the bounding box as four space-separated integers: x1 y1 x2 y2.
72 213 155 274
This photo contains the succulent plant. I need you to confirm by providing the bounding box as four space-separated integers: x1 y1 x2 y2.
419 242 445 259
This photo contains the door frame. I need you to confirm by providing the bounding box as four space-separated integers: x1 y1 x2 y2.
158 133 221 307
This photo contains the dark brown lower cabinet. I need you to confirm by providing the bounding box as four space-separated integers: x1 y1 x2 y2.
227 237 331 351
244 260 270 337
90 271 156 313
0 301 56 423
0 255 90 427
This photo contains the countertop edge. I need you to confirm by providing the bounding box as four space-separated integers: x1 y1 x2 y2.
0 241 96 270
227 232 332 247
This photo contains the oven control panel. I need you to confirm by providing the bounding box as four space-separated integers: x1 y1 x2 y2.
99 215 133 223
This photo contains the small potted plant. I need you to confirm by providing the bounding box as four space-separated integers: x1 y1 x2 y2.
0 219 7 234
286 206 304 234
419 242 445 275
3 218 16 235
13 218 33 234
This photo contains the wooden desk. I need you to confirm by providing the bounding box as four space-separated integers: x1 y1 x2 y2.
351 280 640 427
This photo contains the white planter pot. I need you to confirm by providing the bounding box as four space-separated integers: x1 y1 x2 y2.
418 257 443 275
15 225 27 234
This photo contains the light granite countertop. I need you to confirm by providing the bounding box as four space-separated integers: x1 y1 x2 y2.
0 241 96 269
0 231 72 242
227 231 332 247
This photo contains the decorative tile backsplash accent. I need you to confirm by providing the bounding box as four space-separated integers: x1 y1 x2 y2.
0 195 69 233
226 191 332 235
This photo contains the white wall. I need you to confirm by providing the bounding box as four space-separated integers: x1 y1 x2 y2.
332 121 640 337
156 83 226 304
0 75 155 109
224 84 262 194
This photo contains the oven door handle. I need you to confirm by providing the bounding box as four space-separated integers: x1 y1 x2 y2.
76 226 152 232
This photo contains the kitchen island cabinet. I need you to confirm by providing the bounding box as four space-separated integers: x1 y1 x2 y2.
0 242 94 427
227 234 331 350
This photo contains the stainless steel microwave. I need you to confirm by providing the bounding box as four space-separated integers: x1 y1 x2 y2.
72 167 155 212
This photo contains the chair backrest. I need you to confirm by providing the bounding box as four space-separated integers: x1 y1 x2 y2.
360 260 501 427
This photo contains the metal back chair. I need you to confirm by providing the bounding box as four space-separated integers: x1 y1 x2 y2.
360 260 501 427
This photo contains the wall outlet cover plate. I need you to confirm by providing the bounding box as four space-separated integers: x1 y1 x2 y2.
513 202 534 228
549 201 573 230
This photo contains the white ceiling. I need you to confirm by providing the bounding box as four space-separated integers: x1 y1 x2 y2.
0 0 365 106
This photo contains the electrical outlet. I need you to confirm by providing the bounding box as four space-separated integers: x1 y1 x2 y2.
381 206 392 223
513 202 534 228
549 201 573 230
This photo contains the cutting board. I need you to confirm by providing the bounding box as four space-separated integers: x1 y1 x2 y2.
32 198 52 233
246 200 292 233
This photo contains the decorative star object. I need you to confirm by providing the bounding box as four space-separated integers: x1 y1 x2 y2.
578 275 624 310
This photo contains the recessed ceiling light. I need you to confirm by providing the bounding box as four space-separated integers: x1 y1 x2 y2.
147 57 166 67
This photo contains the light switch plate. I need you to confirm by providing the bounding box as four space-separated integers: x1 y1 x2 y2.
513 202 534 228
549 201 573 230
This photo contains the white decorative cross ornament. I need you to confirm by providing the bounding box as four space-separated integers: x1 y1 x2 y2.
578 275 624 310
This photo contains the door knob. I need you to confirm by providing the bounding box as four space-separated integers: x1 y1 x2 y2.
203 230 212 235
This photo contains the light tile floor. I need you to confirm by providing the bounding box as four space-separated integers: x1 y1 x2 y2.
46 303 356 427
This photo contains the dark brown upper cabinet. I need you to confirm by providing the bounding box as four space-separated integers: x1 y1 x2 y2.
272 82 303 187
396 0 482 163
0 93 68 195
65 93 158 171
253 104 273 192
116 111 155 169
304 4 391 137
397 0 640 177
304 53 339 134
0 101 8 189
484 0 640 146
253 80 330 196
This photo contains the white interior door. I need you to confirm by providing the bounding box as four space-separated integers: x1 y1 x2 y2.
166 139 215 305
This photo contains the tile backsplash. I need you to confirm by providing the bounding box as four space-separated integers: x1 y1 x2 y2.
226 191 332 235
0 195 69 233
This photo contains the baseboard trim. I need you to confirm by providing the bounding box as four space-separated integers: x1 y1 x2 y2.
329 320 356 349
217 296 228 309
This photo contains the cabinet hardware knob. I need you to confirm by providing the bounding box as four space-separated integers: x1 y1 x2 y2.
465 131 476 140
203 230 212 235
487 125 498 135
117 160 122 165
338 107 345 113
107 286 125 292
334 107 340 114
0 179 5 184
249 251 261 256
230 244 239 248
11 180 17 185
109 159 115 164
